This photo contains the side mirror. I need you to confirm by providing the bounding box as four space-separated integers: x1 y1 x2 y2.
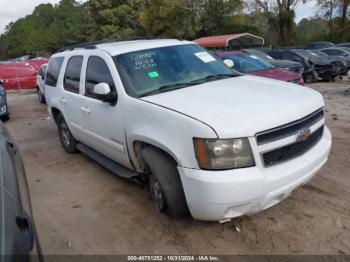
93 83 118 106
223 59 234 68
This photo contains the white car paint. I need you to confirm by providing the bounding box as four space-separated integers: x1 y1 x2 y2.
36 63 47 99
45 39 331 221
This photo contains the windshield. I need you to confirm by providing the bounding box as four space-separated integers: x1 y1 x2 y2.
223 54 275 73
114 44 239 98
293 49 313 58
246 50 273 61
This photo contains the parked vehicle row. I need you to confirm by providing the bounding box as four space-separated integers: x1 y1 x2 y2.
0 56 48 90
41 39 331 222
216 51 304 85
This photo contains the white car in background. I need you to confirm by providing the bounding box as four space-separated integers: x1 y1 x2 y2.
36 63 47 103
45 39 332 221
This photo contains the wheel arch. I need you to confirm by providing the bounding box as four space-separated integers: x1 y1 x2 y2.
132 140 180 173
50 107 61 124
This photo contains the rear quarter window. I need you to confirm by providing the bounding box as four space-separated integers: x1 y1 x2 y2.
45 57 64 87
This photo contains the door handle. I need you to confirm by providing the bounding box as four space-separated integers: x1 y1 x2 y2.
16 212 34 251
60 98 67 104
80 106 91 114
6 140 17 154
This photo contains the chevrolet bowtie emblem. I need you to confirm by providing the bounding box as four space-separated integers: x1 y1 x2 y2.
296 128 311 142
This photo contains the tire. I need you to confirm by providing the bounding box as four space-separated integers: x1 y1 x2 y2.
37 87 45 104
57 113 78 154
1 114 9 121
304 73 314 84
141 147 189 218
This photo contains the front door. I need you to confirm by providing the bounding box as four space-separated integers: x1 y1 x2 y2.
79 53 130 168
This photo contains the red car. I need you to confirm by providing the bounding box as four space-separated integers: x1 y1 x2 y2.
0 57 48 90
216 51 304 85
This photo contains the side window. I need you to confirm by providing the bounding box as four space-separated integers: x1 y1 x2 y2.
85 56 115 99
269 52 282 59
39 65 47 78
64 56 83 93
283 52 302 63
45 57 64 87
333 49 345 55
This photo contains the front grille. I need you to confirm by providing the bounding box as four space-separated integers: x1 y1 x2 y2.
262 126 324 167
256 108 324 145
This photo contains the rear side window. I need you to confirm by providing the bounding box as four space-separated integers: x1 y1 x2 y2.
64 56 83 93
45 57 64 87
39 65 47 78
85 56 115 99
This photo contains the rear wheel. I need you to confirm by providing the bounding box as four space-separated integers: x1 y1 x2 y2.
37 87 45 104
57 113 78 154
141 147 189 218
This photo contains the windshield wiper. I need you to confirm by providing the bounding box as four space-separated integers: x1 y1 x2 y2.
189 74 236 84
140 82 192 97
139 74 236 98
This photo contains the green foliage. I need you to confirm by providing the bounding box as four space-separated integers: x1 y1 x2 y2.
139 0 200 38
296 18 330 44
89 0 145 39
0 0 348 59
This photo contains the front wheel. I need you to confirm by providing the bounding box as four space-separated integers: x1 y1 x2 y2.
304 73 314 84
141 147 189 218
57 114 78 154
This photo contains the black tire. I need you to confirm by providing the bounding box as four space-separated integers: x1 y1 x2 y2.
1 114 9 121
304 73 314 84
37 87 45 104
141 147 189 218
57 113 78 154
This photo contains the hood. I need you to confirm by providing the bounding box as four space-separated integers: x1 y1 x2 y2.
331 56 350 65
309 57 331 65
270 59 301 68
248 68 300 82
142 75 324 138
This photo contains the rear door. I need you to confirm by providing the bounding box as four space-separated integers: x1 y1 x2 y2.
79 53 130 168
60 55 85 140
16 61 37 89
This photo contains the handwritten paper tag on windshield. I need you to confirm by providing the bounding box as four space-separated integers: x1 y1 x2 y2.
194 52 216 63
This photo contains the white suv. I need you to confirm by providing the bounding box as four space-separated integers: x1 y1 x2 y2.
45 39 331 222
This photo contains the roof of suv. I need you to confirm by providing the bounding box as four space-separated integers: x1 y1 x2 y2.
55 39 193 57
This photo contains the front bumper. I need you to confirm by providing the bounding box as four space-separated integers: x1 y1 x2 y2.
178 127 331 221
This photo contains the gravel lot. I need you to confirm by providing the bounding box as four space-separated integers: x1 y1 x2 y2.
5 79 350 255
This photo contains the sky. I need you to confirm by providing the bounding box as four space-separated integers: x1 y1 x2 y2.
0 0 318 34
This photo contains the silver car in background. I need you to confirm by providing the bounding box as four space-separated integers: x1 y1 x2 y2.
36 63 47 103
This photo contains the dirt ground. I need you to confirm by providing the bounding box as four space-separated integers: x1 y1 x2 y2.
4 79 350 255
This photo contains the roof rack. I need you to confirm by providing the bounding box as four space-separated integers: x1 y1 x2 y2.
57 36 171 53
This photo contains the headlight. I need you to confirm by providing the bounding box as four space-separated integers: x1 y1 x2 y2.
193 138 255 170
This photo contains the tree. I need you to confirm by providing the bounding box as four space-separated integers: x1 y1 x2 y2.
139 0 201 39
89 0 145 39
254 0 304 46
317 0 350 40
198 0 245 36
